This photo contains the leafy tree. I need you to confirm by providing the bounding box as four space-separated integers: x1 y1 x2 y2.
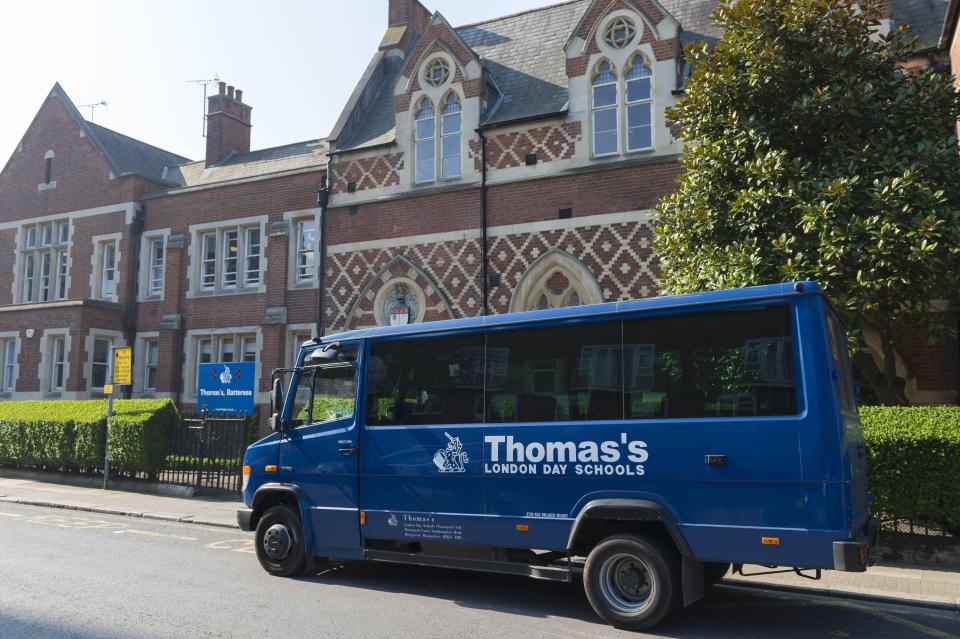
655 0 960 404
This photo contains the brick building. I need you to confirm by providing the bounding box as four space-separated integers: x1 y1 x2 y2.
0 0 955 422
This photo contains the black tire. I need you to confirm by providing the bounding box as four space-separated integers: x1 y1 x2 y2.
255 504 307 577
583 534 680 631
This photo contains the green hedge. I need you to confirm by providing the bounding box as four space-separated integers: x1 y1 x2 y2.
0 399 178 475
862 406 960 533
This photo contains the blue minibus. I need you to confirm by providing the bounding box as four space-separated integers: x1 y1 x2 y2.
238 281 877 630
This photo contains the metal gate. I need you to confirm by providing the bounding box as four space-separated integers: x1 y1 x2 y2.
158 415 249 493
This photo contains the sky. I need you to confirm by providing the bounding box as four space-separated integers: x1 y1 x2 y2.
0 0 560 163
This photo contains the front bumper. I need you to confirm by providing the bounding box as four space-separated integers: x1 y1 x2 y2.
237 507 254 531
833 515 880 572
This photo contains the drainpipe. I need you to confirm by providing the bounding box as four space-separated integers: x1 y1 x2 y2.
125 205 145 399
316 160 331 337
477 129 489 317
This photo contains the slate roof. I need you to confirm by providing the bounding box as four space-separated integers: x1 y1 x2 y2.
161 139 328 190
48 83 191 185
334 0 948 152
460 0 591 126
84 122 191 184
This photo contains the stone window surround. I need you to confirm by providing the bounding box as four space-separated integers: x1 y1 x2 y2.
89 232 122 303
508 248 604 313
588 8 657 159
181 326 264 404
412 52 464 185
38 328 71 397
133 331 165 397
83 328 126 395
138 228 171 302
3 203 137 305
186 216 269 298
286 323 315 368
14 218 72 304
283 209 321 290
0 331 21 396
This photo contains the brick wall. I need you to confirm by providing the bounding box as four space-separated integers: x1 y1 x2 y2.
0 96 139 220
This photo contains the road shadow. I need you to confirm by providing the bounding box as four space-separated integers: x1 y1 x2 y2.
293 563 960 638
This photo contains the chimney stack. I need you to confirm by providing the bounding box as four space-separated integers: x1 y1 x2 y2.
382 0 431 50
205 81 251 166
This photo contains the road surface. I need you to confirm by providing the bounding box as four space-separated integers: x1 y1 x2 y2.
0 501 957 638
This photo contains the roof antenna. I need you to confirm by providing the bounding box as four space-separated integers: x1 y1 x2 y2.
187 74 220 138
78 101 108 122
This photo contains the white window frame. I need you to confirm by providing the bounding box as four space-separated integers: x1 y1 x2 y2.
139 230 170 301
188 219 267 296
244 227 261 287
17 220 70 304
590 53 655 158
414 98 436 184
624 55 654 152
90 233 121 302
39 329 71 395
591 60 620 157
84 329 125 394
439 94 462 179
144 339 159 391
295 218 317 284
133 332 161 395
0 333 20 394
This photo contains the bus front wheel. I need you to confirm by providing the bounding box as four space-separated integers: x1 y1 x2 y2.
583 534 680 631
255 504 307 577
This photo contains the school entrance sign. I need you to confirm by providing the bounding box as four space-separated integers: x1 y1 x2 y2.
197 362 256 416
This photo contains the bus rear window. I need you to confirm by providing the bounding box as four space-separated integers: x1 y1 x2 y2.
623 306 798 418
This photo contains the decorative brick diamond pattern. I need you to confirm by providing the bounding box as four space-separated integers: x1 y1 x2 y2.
324 218 659 331
331 152 404 194
470 122 582 171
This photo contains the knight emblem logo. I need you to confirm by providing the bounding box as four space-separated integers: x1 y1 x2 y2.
433 432 469 473
387 513 398 527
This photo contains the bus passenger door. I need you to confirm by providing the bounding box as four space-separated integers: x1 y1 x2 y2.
280 343 361 557
359 333 487 546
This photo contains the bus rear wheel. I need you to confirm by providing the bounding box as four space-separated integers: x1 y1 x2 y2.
583 534 679 631
255 504 307 577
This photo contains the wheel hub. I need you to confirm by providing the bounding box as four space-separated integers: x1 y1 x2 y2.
263 523 292 560
599 552 656 614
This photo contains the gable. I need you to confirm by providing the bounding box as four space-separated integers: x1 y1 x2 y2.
0 91 119 220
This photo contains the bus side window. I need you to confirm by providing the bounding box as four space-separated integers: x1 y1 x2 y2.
623 306 798 419
825 311 856 414
366 333 485 427
289 369 315 428
485 321 622 423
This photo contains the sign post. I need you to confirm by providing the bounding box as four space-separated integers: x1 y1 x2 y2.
103 346 132 490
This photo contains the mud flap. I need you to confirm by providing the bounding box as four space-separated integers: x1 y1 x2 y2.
682 557 705 607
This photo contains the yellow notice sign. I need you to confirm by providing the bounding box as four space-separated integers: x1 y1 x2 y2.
112 347 132 385
103 384 114 395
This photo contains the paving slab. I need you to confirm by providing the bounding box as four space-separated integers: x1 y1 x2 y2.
724 562 960 611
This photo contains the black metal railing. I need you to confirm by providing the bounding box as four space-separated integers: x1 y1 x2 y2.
156 414 249 494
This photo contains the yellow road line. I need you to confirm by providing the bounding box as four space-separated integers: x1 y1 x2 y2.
0 511 23 517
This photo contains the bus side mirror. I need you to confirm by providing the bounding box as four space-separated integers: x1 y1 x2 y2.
269 378 284 432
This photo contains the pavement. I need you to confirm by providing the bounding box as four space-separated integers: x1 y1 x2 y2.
0 474 238 528
2 472 959 614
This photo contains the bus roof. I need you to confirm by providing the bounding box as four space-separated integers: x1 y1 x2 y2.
317 281 822 345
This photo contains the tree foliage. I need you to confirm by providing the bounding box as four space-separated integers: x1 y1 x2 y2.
654 0 960 404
